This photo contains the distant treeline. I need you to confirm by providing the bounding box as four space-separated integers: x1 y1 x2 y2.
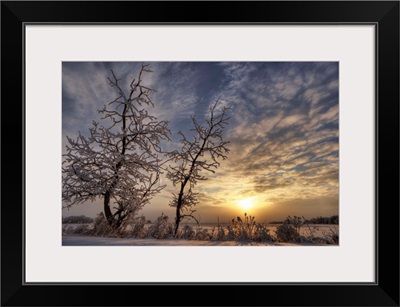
270 215 339 225
307 215 338 225
62 215 94 224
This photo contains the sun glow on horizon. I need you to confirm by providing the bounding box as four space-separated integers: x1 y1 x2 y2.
237 198 255 210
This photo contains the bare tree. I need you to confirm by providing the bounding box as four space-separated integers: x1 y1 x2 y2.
62 64 170 229
166 100 230 235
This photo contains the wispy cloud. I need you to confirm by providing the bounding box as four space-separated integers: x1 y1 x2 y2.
62 62 339 221
192 62 338 218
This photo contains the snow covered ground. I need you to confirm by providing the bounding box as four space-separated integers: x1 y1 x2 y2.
62 224 338 246
62 234 325 246
62 223 338 236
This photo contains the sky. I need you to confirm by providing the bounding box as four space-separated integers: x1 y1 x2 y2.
62 62 339 223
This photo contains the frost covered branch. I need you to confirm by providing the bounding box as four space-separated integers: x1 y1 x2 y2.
62 63 170 229
166 99 230 235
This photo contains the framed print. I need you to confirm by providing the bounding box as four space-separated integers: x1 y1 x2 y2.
1 1 399 306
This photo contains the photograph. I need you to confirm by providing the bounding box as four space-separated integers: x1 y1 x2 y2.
2 0 399 305
62 61 339 246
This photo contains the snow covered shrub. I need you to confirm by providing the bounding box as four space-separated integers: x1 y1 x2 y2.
303 223 339 245
332 233 339 244
212 224 227 241
228 214 253 240
147 213 174 239
194 227 213 240
225 214 273 242
226 223 237 240
91 212 110 233
252 223 273 242
130 215 147 238
178 225 196 239
275 223 301 243
285 216 306 233
89 212 121 237
73 224 90 234
62 224 72 235
321 227 339 244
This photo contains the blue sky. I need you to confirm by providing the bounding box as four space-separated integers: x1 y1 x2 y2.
62 62 339 223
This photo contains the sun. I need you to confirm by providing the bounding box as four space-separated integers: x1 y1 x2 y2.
237 198 254 210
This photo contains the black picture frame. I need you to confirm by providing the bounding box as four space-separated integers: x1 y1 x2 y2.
1 1 399 306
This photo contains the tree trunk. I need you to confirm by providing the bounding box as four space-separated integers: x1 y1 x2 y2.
104 191 114 226
174 181 186 236
174 203 181 236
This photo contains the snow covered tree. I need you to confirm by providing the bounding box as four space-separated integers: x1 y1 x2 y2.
166 100 230 235
62 64 170 229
